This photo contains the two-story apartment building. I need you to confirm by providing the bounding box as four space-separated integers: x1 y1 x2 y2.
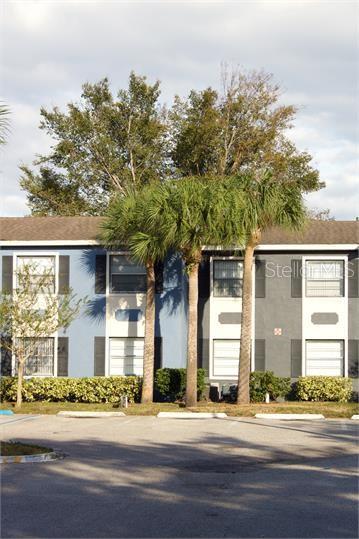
0 217 358 389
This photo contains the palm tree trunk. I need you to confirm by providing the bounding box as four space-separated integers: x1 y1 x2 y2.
237 234 258 404
16 359 24 408
186 262 199 407
141 261 155 404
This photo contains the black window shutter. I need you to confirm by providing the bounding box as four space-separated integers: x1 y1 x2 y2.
291 259 302 298
155 261 164 294
254 339 265 371
348 258 359 298
348 340 359 378
94 337 106 376
154 337 162 371
255 259 266 298
198 254 210 298
197 338 210 370
0 337 12 376
58 256 70 294
95 255 107 294
291 339 302 377
2 256 13 295
57 337 69 377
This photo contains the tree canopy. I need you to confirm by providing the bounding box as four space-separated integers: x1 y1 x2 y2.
20 73 168 215
20 68 322 216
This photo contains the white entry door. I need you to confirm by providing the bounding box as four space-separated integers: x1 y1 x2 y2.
306 340 344 376
109 338 144 376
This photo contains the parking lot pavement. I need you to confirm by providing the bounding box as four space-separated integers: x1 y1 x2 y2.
1 416 358 538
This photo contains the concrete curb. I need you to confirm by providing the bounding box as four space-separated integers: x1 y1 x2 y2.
255 413 325 421
0 451 64 464
57 411 126 418
351 415 359 420
157 412 227 419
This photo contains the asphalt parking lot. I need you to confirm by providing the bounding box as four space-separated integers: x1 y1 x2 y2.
1 414 358 538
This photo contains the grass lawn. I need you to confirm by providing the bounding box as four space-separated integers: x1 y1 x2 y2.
0 441 52 456
1 400 358 418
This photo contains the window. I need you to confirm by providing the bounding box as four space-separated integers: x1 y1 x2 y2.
109 338 144 376
306 260 344 297
17 337 55 376
17 256 55 293
110 255 146 293
213 260 243 297
306 340 344 376
213 339 240 378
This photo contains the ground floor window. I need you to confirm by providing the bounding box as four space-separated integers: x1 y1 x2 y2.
17 337 55 376
306 340 344 376
109 337 144 376
213 339 240 378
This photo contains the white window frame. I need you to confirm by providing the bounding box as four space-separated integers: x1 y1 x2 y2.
209 256 256 379
107 252 146 295
108 336 144 376
212 338 240 379
11 252 59 377
301 254 348 377
210 256 244 302
305 339 344 377
305 259 345 298
105 251 146 376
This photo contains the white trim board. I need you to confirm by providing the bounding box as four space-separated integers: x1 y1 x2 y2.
2 241 358 250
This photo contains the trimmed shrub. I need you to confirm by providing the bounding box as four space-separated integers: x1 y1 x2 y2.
295 376 352 402
155 368 206 401
249 371 291 402
0 376 142 404
222 371 291 402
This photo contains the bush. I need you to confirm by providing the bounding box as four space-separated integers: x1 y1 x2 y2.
0 376 142 404
222 371 291 402
295 376 353 402
249 371 292 402
155 368 206 401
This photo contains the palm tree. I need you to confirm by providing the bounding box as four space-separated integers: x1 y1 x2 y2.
101 184 168 404
153 177 245 407
0 103 10 145
236 173 306 404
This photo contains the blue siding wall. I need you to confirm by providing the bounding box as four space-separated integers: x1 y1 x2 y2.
156 252 187 369
0 246 188 375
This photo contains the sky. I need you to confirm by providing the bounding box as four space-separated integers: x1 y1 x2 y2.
1 0 358 219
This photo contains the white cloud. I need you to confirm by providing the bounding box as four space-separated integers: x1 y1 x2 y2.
1 0 358 218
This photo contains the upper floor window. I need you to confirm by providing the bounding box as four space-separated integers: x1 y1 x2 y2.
305 260 344 297
213 260 243 297
110 255 146 293
16 256 56 293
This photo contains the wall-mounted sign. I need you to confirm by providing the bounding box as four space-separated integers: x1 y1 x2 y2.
274 328 282 336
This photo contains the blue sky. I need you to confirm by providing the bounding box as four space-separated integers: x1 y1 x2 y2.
1 0 358 218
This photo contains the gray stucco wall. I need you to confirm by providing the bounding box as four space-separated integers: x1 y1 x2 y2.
255 254 302 377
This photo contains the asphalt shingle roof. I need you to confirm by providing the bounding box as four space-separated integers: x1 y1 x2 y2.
0 216 358 244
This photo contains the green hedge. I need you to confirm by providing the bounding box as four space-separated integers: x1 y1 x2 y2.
295 376 353 402
155 368 206 401
0 376 142 403
250 371 291 402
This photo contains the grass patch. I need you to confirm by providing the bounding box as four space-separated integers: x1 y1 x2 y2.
0 441 52 457
1 400 358 418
